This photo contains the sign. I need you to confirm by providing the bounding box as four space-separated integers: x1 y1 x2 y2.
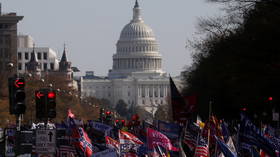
18 130 34 154
89 121 112 136
92 149 117 157
36 91 44 99
36 129 56 153
57 145 77 157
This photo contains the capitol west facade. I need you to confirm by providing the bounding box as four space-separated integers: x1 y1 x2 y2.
81 1 173 110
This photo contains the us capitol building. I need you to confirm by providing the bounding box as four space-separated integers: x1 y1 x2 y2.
81 1 180 112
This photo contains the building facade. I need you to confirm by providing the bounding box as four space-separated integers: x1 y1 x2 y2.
17 35 59 74
81 1 173 111
0 6 23 74
17 35 73 81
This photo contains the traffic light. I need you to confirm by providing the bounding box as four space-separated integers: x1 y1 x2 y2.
105 111 112 123
121 120 126 127
47 90 56 118
35 88 56 119
35 89 47 119
9 77 26 115
99 108 105 122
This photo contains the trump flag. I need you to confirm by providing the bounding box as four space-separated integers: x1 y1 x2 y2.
147 128 179 152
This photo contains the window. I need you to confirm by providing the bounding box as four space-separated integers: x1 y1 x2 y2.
37 52 41 60
4 51 8 58
25 52 29 60
154 87 158 97
25 63 28 69
43 52 47 60
142 86 145 97
44 63 47 71
18 52 22 60
160 85 164 97
18 63 22 70
50 63 54 70
128 91 130 96
149 87 153 97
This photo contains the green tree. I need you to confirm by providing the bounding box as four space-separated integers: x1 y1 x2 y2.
183 0 280 121
115 99 128 118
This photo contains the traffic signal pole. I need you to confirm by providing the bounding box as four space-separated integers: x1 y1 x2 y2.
9 76 26 131
35 88 56 129
16 114 21 131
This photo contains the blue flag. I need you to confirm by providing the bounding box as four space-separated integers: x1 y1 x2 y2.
215 136 237 157
221 121 230 143
239 113 278 157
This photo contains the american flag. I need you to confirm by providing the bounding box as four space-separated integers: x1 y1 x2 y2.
194 136 209 157
183 122 200 151
183 130 197 151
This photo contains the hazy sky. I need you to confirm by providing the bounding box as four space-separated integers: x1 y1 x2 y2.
2 0 222 76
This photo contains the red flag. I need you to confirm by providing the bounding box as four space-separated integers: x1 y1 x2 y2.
147 128 179 151
68 108 75 118
105 136 119 150
119 130 143 155
68 111 95 157
119 130 143 145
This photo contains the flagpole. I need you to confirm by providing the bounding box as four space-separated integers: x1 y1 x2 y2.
118 130 121 157
156 144 164 156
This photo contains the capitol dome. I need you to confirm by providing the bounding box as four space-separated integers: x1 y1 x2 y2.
109 0 165 79
119 22 155 41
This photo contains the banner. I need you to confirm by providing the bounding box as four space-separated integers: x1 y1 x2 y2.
157 120 182 139
89 121 112 136
147 128 179 151
239 113 278 157
92 149 118 157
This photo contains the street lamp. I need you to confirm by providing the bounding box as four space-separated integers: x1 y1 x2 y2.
7 62 14 77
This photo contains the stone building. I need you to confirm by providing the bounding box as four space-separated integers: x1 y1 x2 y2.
81 1 176 112
17 35 73 82
0 5 23 74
